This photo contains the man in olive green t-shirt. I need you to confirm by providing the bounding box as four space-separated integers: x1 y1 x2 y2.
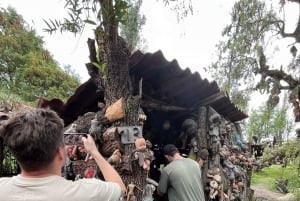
158 144 205 201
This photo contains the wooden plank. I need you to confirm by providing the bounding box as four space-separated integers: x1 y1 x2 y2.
198 91 226 106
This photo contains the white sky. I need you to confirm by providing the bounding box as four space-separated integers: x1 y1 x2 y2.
0 0 238 82
1 0 299 124
1 0 298 81
140 0 236 79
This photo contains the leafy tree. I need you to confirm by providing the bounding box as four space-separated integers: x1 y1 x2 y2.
247 104 274 142
247 109 264 141
208 0 300 122
0 7 80 104
246 99 294 143
43 0 194 199
119 0 146 53
272 104 289 143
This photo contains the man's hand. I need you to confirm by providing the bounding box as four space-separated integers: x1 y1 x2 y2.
82 134 126 194
81 134 98 155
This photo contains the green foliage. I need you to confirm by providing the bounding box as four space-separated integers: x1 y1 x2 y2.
162 0 193 21
44 0 146 54
246 95 294 143
0 7 41 88
247 109 264 141
20 65 80 102
255 143 300 197
251 165 284 191
43 0 130 35
260 141 300 164
247 104 275 141
272 104 290 142
207 0 300 118
288 156 300 199
230 89 250 112
1 146 18 175
207 0 280 110
114 0 130 25
119 0 146 53
43 0 93 34
0 7 80 104
0 89 30 107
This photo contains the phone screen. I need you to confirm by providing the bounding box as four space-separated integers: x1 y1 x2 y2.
63 133 97 179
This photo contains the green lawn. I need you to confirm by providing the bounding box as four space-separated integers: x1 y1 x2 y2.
251 165 292 191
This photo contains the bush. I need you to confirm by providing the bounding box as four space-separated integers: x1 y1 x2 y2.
254 141 300 197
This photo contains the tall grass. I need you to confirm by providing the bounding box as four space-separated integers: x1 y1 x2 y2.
0 89 34 109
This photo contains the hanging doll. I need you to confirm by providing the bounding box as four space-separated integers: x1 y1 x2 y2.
126 182 142 201
133 137 154 171
142 178 159 201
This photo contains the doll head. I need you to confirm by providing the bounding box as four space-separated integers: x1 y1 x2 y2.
135 137 147 152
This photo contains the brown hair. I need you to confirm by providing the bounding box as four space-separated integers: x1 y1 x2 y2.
0 108 64 171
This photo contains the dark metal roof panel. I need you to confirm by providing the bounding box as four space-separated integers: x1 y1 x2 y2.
129 50 248 122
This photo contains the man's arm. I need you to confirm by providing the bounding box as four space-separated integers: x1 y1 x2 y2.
157 169 168 197
82 135 126 194
157 188 165 197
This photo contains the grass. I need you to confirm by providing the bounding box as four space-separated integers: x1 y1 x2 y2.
252 144 300 199
0 89 35 109
251 164 291 191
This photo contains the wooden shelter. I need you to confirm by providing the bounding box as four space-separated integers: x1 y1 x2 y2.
37 50 251 200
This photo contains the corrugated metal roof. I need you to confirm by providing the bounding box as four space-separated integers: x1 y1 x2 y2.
38 50 248 124
129 50 248 122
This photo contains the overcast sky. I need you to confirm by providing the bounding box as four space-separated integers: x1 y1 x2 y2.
0 0 240 82
1 0 299 118
1 0 298 81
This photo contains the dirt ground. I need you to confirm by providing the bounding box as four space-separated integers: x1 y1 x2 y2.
251 184 285 201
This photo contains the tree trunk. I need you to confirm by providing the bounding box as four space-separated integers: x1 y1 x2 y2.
0 139 3 176
85 1 147 199
196 106 208 198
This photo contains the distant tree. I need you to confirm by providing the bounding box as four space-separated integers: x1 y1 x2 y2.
161 0 193 21
247 109 265 142
0 7 80 104
119 0 146 53
246 99 294 143
207 0 300 122
271 105 288 143
63 64 81 80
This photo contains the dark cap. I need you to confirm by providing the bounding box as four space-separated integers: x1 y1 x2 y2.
162 144 178 156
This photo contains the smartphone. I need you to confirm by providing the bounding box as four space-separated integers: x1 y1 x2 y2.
64 133 88 161
64 133 87 146
63 133 97 179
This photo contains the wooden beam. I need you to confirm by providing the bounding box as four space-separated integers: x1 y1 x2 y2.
141 99 187 112
197 91 226 106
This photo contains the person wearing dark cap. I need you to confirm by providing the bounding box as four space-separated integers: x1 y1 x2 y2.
157 144 205 201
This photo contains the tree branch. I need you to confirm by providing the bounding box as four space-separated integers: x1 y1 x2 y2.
258 53 299 89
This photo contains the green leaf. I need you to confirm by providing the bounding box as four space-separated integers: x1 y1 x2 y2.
84 19 97 25
91 62 101 69
101 62 107 73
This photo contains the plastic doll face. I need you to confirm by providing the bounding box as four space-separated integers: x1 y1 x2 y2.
135 138 146 151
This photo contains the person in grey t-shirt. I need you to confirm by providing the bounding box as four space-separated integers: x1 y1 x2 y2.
157 144 205 201
0 108 125 201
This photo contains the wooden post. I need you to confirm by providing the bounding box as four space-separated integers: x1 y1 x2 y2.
196 106 208 191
